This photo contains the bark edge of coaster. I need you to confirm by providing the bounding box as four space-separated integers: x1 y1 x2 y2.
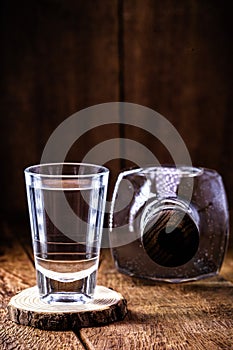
7 285 128 331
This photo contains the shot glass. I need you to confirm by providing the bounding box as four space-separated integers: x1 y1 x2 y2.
24 163 109 304
110 166 229 282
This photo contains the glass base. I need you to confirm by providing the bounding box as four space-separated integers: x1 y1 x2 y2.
36 267 97 305
41 292 93 305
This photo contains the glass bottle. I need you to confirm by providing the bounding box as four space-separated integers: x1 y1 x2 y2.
109 166 229 282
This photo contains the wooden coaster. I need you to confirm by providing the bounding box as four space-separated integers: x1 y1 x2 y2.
7 286 127 331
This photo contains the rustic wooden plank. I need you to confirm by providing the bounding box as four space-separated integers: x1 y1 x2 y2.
0 0 119 216
1 222 233 349
78 249 233 350
221 249 233 284
122 0 233 167
0 320 84 350
0 222 84 349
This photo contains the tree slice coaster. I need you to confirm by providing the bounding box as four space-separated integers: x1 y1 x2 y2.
7 286 128 331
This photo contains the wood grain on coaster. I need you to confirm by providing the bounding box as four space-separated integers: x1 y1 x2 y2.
7 285 127 331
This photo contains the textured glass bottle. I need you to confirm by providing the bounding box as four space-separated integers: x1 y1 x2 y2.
110 167 229 282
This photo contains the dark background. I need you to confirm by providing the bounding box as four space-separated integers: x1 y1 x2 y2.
1 0 233 247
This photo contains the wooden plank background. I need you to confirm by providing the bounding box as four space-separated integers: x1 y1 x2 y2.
0 0 232 245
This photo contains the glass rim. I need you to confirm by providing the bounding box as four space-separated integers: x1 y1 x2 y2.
24 162 109 178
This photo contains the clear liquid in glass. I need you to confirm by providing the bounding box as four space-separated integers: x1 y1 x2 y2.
29 183 104 304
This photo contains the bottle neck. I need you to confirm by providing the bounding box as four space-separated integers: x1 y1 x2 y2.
141 198 200 267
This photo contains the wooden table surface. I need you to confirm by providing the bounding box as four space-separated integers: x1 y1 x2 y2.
0 220 233 350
